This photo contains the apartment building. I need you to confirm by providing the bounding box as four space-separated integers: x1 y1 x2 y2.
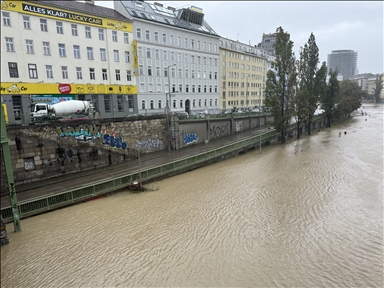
219 38 269 111
1 0 135 123
115 0 221 115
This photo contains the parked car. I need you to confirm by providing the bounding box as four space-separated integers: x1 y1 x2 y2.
58 114 90 121
196 112 208 118
176 111 189 119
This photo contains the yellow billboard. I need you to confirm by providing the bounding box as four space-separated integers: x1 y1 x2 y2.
0 1 132 32
0 82 137 95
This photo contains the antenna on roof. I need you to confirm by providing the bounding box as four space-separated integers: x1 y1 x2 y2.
237 33 239 41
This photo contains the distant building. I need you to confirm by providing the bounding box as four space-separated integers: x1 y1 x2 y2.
327 50 358 80
257 33 277 56
350 73 376 92
219 38 270 111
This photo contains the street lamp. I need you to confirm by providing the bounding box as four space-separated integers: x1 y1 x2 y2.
259 87 262 154
246 74 249 111
166 64 176 152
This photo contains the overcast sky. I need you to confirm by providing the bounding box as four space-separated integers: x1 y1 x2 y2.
96 1 383 74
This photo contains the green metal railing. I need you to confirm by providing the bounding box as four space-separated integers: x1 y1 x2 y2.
1 115 323 222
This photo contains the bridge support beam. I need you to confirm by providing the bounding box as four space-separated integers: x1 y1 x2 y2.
1 105 21 232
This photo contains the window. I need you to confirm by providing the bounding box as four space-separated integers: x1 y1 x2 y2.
170 35 174 45
102 68 107 80
85 26 91 38
186 84 189 92
124 32 129 43
115 69 121 81
184 37 188 47
164 67 168 77
158 100 162 108
28 64 38 78
112 31 118 42
178 69 182 78
56 21 63 34
87 47 94 60
23 16 30 29
117 95 123 112
73 45 80 58
177 36 181 46
100 48 106 61
104 95 111 112
40 19 47 32
177 53 181 62
170 52 174 61
76 67 82 79
197 40 200 50
2 12 10 26
58 43 66 57
71 24 78 36
185 69 189 78
191 39 194 49
163 50 167 60
156 66 160 76
154 32 158 42
138 47 143 57
113 50 119 62
61 66 68 79
125 51 130 63
180 99 183 107
8 62 18 78
25 40 34 54
203 42 206 50
155 49 159 59
136 28 141 39
209 43 212 51
126 70 132 81
145 29 150 40
162 33 166 44
46 65 53 78
98 28 104 40
148 66 152 76
198 85 201 93
89 68 95 80
139 65 144 75
146 48 151 58
141 100 145 109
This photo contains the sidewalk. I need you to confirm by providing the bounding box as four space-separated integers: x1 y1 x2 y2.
1 126 272 208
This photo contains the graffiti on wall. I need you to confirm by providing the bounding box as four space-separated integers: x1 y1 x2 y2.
103 134 127 150
184 133 199 144
55 124 102 139
210 124 230 139
136 138 164 152
235 121 243 132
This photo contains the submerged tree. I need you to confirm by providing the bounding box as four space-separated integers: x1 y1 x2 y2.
322 70 339 128
264 27 296 143
373 74 383 103
337 80 366 119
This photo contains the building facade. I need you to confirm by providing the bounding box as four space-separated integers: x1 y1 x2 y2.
257 33 277 56
115 0 221 115
1 0 136 124
219 37 270 111
327 50 358 81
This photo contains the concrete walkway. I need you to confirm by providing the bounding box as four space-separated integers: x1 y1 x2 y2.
1 126 274 208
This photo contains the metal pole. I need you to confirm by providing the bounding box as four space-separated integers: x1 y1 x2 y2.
259 88 262 154
166 64 176 152
1 105 21 232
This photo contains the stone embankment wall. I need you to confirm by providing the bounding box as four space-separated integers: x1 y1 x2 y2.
0 114 270 194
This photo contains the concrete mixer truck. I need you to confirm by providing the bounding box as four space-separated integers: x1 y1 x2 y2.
30 100 93 122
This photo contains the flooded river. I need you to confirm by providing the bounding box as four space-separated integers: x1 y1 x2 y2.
1 104 383 287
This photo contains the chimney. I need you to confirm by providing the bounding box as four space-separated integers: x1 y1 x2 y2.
154 2 163 7
84 0 95 5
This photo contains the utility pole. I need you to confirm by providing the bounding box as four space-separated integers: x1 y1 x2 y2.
1 105 21 232
166 63 176 152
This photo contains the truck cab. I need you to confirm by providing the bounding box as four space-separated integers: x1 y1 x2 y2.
30 103 49 121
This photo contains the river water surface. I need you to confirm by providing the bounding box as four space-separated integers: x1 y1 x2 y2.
1 104 383 287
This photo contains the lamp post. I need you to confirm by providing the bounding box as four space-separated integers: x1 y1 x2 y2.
166 64 176 152
246 74 249 111
259 87 262 154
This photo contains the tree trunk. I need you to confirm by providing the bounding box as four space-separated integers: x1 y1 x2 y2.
281 129 286 144
326 114 331 128
297 121 301 139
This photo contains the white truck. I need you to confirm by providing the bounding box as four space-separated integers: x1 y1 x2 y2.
30 100 93 122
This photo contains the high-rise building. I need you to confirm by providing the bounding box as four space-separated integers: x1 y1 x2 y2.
327 50 358 80
257 33 277 56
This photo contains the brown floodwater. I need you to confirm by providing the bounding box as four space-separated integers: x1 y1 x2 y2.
1 104 383 287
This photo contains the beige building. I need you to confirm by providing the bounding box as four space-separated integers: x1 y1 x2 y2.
219 38 269 111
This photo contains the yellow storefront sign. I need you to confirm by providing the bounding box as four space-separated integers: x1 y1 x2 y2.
0 1 132 32
0 82 137 95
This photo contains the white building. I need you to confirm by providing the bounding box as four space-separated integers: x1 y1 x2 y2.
1 0 136 123
115 0 221 115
